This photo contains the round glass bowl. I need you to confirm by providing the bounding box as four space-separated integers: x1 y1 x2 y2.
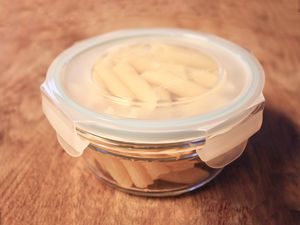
41 28 265 196
83 143 223 197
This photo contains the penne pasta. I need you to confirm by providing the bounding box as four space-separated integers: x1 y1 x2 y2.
141 70 206 97
154 86 172 102
158 63 188 79
93 62 135 100
188 68 218 88
142 162 171 180
151 44 217 70
121 160 154 188
159 167 209 184
166 161 196 172
127 56 160 73
113 61 158 109
97 155 133 187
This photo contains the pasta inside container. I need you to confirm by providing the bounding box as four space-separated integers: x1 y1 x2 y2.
41 29 265 196
62 38 250 120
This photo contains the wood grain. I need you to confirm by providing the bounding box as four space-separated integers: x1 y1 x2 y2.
0 0 299 224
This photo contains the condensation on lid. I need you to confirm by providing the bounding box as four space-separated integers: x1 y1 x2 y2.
61 35 251 120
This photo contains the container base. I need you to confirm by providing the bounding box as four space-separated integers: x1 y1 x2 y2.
90 167 223 197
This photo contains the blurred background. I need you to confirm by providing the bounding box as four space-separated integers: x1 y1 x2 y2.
0 0 299 225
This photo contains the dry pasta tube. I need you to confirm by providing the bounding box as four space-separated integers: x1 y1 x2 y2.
94 158 107 172
91 148 208 188
188 68 218 89
151 43 217 70
158 63 188 79
121 160 154 188
141 70 206 97
128 55 188 80
95 155 133 187
166 160 196 172
127 56 161 73
154 87 172 102
113 61 158 109
142 162 171 180
93 63 135 100
159 167 209 184
127 54 189 79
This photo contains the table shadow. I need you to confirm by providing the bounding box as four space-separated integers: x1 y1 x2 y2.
177 105 300 223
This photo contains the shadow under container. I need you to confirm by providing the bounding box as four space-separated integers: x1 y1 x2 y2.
41 29 265 197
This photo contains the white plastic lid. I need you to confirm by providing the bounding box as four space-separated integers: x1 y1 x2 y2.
41 28 265 161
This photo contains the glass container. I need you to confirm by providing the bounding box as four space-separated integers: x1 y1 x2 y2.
41 29 265 196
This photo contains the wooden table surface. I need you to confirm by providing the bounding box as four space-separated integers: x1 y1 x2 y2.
0 0 300 224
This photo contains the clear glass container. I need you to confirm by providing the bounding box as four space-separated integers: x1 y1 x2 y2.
40 29 265 196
